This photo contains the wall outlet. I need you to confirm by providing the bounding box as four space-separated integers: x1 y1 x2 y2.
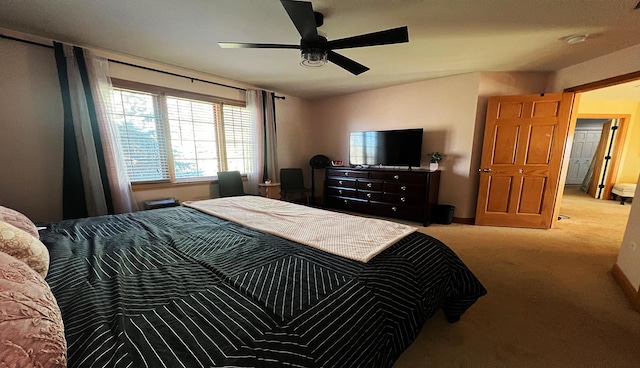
630 241 638 251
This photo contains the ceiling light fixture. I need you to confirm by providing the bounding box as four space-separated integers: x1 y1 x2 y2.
565 34 588 44
300 48 328 67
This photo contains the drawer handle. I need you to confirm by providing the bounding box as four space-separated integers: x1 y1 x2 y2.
393 175 399 180
366 193 372 198
345 172 349 176
401 197 406 202
338 189 343 194
401 185 407 191
391 206 398 212
339 180 343 185
343 199 348 204
366 183 372 188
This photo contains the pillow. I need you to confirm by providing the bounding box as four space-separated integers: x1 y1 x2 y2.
0 251 67 367
0 205 39 239
0 221 50 278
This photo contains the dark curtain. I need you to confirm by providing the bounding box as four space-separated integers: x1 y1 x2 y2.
261 90 277 182
53 42 113 219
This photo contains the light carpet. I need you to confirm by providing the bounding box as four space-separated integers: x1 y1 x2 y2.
393 186 639 367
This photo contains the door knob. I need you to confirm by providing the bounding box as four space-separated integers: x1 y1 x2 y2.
479 168 493 173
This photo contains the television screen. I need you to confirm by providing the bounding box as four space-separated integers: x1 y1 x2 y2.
349 128 423 167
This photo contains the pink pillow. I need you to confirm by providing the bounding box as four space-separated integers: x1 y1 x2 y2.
0 206 39 239
0 221 50 278
0 251 67 367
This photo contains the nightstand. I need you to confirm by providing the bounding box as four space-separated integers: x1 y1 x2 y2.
258 183 281 199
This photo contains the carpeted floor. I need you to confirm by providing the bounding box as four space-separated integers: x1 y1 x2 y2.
393 186 639 368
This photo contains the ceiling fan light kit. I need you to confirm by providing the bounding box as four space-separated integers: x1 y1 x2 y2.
301 48 328 67
218 0 409 75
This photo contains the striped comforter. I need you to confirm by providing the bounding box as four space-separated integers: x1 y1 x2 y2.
41 206 486 368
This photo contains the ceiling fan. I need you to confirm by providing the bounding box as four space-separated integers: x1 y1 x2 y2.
218 0 409 75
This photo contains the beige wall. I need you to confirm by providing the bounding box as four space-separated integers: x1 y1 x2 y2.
274 95 315 185
309 73 482 218
616 176 640 291
0 37 64 222
548 43 640 291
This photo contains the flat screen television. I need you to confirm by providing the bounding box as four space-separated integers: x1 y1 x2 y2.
349 128 423 168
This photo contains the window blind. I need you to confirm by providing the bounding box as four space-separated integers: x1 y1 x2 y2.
167 96 221 179
110 89 170 182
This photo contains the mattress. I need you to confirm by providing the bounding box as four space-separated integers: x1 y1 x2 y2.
40 204 486 368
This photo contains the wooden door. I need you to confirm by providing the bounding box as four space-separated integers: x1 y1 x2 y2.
566 129 601 185
475 93 575 229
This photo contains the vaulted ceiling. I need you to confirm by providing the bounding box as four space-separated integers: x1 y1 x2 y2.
0 0 639 99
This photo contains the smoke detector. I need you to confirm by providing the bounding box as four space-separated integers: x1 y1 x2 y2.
564 34 588 44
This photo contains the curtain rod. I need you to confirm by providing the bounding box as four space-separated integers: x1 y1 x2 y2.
1 33 285 100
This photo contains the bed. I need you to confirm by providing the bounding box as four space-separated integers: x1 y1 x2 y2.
39 196 486 368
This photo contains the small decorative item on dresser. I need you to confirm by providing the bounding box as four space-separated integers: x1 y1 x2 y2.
428 152 443 171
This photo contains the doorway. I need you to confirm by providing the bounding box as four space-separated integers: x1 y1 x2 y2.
557 78 639 229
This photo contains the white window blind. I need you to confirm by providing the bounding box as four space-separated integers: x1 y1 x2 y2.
110 85 253 184
167 96 221 179
110 89 170 182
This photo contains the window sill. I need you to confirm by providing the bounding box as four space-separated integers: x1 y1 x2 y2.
131 175 247 191
132 180 215 191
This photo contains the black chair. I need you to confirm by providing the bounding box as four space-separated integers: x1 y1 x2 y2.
280 168 312 204
217 171 246 197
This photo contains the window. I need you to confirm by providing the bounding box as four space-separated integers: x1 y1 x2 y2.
109 82 253 184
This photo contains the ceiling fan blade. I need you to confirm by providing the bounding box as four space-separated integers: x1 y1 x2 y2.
328 51 369 75
328 26 409 50
218 42 299 49
280 0 319 41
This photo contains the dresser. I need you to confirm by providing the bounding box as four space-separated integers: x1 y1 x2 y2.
323 167 441 226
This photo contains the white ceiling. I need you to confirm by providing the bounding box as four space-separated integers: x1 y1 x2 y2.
0 0 639 99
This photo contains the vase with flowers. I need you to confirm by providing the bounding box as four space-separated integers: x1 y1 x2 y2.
428 152 443 171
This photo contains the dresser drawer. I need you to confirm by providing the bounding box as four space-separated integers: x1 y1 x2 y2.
357 191 383 201
370 171 426 183
370 202 424 220
326 196 369 211
326 178 357 188
384 182 425 195
326 187 357 198
357 180 383 191
383 193 424 205
326 169 369 179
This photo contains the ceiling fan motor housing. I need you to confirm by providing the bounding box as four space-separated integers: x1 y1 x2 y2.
301 35 328 51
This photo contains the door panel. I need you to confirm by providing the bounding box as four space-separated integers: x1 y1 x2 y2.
494 126 519 164
475 93 575 228
525 125 555 164
486 176 512 213
519 177 546 214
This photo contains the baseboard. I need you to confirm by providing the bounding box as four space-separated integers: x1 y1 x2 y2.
453 217 475 225
611 264 640 313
